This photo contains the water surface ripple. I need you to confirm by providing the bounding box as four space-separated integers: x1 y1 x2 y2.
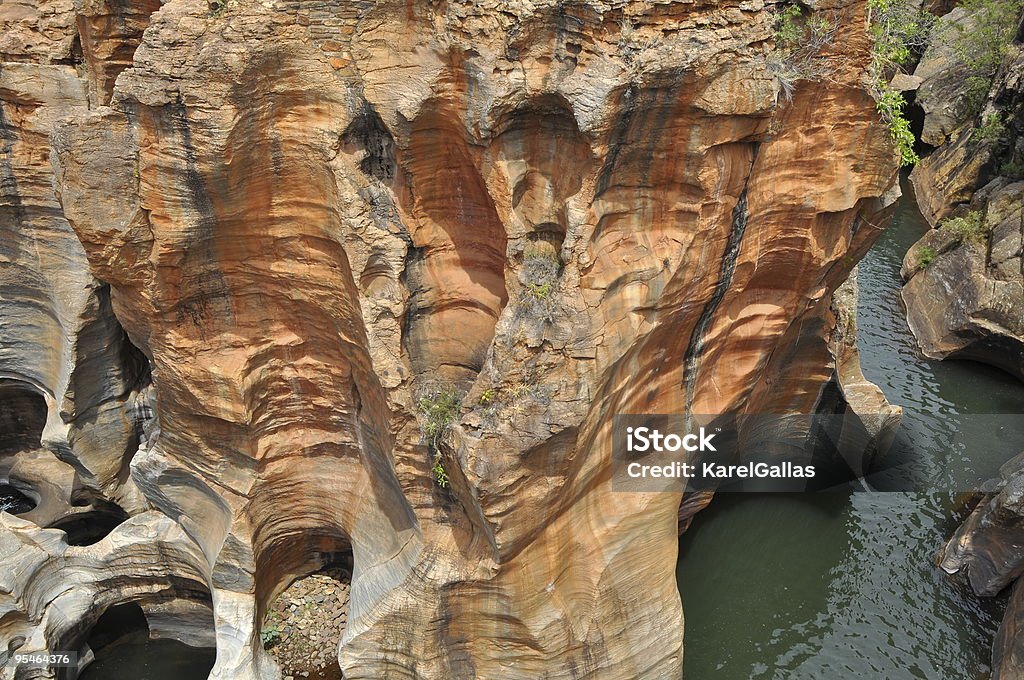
677 178 1024 680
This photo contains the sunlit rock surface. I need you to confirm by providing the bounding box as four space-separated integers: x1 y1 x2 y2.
902 179 1024 381
2 1 901 678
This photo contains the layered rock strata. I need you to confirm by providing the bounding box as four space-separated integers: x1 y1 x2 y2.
900 4 1024 381
1 1 902 679
902 178 1024 380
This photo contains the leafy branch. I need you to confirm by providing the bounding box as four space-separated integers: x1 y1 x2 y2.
866 0 934 165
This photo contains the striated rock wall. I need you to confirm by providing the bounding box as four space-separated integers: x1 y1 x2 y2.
2 1 901 678
900 4 1024 382
0 0 157 520
901 177 1024 380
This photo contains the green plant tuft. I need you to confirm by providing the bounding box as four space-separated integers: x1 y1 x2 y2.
417 386 461 488
866 0 934 166
260 623 281 649
975 111 1009 143
518 246 561 321
431 458 450 487
940 210 988 245
917 245 938 267
999 158 1024 179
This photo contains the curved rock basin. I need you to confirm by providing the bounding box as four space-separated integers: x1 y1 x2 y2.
77 639 215 680
0 483 37 515
677 178 1024 679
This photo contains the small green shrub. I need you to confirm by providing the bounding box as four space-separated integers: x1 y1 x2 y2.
209 0 227 15
775 4 804 45
478 388 496 405
946 0 1024 118
867 0 934 166
999 158 1024 179
260 623 281 649
431 458 449 488
917 245 938 267
940 210 987 244
975 111 1009 142
417 386 461 488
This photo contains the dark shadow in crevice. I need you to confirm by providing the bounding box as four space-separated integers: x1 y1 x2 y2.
0 380 47 454
0 481 37 514
71 590 216 680
87 602 149 652
342 104 397 183
47 500 128 546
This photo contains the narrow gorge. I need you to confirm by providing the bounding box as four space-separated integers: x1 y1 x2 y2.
1 1 1021 679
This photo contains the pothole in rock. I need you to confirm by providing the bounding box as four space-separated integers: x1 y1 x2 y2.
0 482 37 515
77 601 215 680
47 500 128 546
263 566 351 680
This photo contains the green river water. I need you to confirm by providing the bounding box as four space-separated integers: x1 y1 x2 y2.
676 179 1024 679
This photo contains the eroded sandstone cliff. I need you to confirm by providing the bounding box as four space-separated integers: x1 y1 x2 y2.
1 1 901 678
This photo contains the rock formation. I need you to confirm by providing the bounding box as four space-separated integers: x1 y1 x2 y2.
901 178 1024 379
904 5 1024 678
899 3 1024 381
1 1 903 678
830 266 903 453
943 452 1024 680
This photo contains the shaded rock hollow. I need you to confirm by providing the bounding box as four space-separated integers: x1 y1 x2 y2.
1 1 902 679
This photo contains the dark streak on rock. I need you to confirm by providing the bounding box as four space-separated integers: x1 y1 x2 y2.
682 143 760 411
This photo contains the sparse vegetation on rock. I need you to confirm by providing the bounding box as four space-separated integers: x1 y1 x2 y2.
768 2 840 100
940 210 988 244
518 246 561 322
917 244 938 267
975 111 1009 143
867 0 935 166
946 0 1024 118
417 385 461 487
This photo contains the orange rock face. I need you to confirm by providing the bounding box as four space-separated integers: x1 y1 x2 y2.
3 1 900 678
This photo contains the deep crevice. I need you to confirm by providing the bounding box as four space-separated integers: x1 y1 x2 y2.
342 104 397 183
0 482 37 514
0 380 47 454
71 590 216 680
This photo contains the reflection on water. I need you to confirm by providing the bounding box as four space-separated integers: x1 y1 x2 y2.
78 639 215 680
677 178 1024 679
0 484 35 514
